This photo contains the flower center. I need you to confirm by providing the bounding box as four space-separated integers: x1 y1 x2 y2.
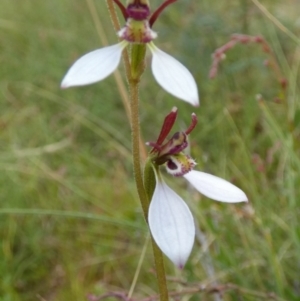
166 154 197 177
118 19 157 43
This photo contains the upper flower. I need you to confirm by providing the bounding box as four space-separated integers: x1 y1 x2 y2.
146 108 248 268
61 0 199 106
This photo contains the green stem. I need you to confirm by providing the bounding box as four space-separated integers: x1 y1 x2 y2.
105 1 169 296
128 80 149 217
129 81 169 301
151 238 169 301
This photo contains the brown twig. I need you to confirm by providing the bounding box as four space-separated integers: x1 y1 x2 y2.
88 282 287 301
87 292 132 301
209 34 287 91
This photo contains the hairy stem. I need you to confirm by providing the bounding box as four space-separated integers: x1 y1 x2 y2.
105 1 169 298
129 80 169 301
151 238 169 301
128 80 149 217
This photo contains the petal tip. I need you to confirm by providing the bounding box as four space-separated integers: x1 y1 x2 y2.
169 254 190 269
232 189 248 203
176 261 186 270
60 80 69 89
242 195 249 203
192 99 200 107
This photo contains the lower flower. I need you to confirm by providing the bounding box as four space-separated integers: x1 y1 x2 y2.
148 167 248 268
146 108 248 268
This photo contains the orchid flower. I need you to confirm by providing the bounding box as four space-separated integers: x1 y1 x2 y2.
61 0 199 106
146 108 248 268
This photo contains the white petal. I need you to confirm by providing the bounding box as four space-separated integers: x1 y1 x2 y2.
184 170 248 203
148 178 195 268
61 42 127 88
148 43 199 106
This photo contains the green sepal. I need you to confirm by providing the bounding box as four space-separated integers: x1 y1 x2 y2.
143 158 157 220
131 43 146 80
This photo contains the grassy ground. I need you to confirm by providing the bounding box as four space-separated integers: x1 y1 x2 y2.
0 0 300 300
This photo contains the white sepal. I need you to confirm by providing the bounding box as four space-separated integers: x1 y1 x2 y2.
61 42 127 88
184 170 248 203
148 42 199 106
148 177 195 268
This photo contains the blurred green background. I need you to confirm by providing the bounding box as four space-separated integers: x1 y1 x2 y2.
0 0 300 300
